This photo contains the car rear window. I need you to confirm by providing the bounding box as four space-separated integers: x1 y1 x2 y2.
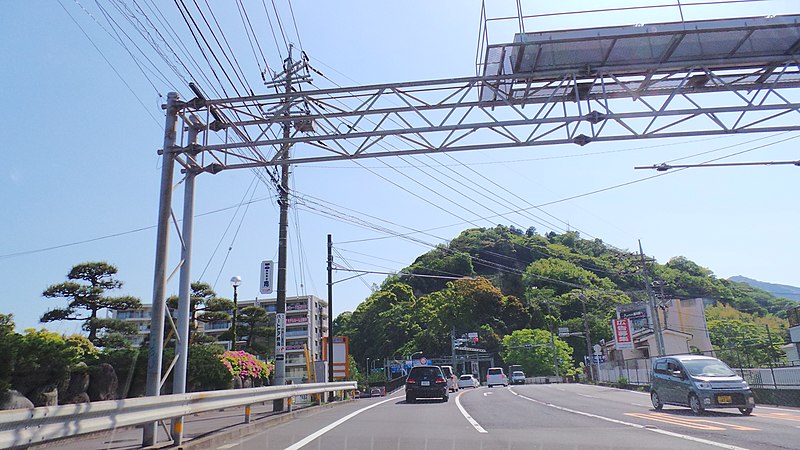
488 368 502 375
409 367 441 379
513 371 524 376
459 375 472 380
441 367 453 377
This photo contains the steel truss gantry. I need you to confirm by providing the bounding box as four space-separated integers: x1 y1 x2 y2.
144 13 800 447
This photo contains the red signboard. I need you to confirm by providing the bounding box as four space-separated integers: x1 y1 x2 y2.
613 318 634 350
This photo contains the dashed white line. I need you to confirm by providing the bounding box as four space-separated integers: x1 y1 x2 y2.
456 391 488 433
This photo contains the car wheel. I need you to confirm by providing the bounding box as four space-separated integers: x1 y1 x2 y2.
739 407 753 416
406 394 415 404
651 391 663 410
442 394 449 402
689 394 705 415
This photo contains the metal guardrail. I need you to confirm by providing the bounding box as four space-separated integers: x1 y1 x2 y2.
0 381 357 449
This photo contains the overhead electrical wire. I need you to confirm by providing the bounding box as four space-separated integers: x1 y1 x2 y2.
59 0 163 127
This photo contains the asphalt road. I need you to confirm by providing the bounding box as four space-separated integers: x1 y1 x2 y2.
215 384 800 450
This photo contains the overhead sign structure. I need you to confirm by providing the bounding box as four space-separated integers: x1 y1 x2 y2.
613 318 634 350
260 260 274 294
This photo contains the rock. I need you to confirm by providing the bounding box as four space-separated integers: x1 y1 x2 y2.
0 390 34 410
88 363 118 401
62 392 91 405
30 385 58 407
59 369 90 403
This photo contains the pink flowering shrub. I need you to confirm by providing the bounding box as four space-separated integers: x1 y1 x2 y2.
219 350 273 380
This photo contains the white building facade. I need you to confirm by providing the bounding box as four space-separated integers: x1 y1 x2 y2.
113 294 328 384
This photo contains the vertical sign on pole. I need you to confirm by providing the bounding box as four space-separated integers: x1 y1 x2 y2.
260 260 274 294
275 312 286 357
613 318 634 350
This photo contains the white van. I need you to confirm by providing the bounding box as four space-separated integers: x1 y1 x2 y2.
486 367 508 387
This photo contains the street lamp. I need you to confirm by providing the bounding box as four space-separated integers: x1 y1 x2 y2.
409 351 422 366
366 357 370 375
230 276 241 350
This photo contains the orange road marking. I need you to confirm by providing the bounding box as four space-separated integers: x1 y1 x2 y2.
625 413 760 431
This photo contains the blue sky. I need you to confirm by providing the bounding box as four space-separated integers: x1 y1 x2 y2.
3 0 799 334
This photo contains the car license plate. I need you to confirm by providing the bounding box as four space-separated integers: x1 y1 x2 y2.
718 395 732 404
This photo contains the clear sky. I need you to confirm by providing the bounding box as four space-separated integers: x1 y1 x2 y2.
3 0 799 335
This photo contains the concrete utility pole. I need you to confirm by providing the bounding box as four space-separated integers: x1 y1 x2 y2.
171 115 202 446
327 234 334 400
143 92 181 447
580 293 594 382
639 240 665 356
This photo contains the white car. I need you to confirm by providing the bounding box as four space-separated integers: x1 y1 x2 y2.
511 370 526 385
486 367 508 387
458 374 480 389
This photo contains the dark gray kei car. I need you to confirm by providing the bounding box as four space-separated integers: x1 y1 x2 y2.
405 365 448 403
650 355 755 415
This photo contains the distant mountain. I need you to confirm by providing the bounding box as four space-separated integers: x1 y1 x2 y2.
728 276 800 302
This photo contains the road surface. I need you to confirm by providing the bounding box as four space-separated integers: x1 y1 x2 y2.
210 383 800 449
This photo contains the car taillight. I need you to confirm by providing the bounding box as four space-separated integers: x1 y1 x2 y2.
435 378 447 384
407 379 416 384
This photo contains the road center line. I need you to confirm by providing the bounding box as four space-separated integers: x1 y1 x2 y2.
456 391 488 433
509 388 749 450
283 396 400 450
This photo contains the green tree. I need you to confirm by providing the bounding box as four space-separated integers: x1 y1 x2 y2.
41 262 141 346
238 306 273 354
707 319 784 367
167 282 232 344
501 328 576 376
8 329 98 399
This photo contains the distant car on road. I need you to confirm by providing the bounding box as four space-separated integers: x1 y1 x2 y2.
486 367 508 387
440 365 459 392
458 374 480 389
370 387 384 397
405 365 448 403
511 371 526 385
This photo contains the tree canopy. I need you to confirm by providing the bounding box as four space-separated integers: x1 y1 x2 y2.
41 262 141 346
333 226 793 374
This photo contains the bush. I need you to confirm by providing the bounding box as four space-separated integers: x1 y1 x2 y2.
219 350 273 384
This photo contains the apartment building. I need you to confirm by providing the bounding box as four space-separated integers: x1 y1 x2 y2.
113 294 329 384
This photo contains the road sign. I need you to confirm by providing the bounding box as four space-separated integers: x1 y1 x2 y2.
593 344 602 355
260 260 274 294
275 313 285 354
419 357 428 365
613 318 634 350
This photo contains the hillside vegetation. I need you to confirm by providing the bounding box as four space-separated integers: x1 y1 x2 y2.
335 226 791 375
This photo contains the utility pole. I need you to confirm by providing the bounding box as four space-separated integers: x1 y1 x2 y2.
327 234 334 399
171 115 202 446
143 92 181 447
639 240 665 356
272 50 294 412
580 293 594 382
451 328 457 367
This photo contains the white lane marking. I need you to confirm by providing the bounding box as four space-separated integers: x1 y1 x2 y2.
455 391 488 434
509 389 749 450
217 444 237 449
577 393 597 399
283 396 400 450
483 392 493 396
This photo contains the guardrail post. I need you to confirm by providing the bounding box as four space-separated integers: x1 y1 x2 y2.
244 405 252 424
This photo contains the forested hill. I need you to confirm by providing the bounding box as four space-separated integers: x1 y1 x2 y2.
334 226 792 372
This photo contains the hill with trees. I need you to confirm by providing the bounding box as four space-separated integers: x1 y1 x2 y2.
335 226 791 376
